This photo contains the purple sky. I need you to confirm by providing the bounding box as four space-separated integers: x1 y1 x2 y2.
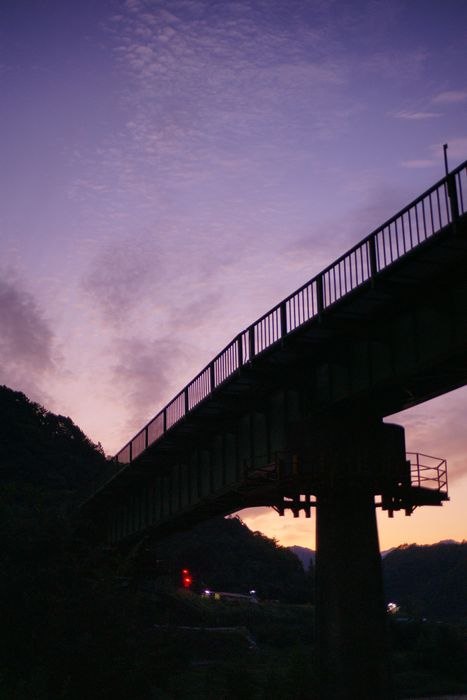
1 0 466 549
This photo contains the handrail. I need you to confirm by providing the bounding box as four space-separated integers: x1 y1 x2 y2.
407 452 448 494
114 160 466 467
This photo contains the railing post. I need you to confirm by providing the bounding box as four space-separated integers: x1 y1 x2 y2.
184 388 189 415
145 426 148 449
280 302 287 339
163 408 167 433
248 326 255 361
447 173 460 224
369 235 378 280
316 275 324 320
237 334 243 368
210 362 216 392
129 441 133 463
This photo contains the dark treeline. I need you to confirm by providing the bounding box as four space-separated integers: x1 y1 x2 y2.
1 385 466 699
0 386 147 699
152 515 314 603
0 385 106 493
383 541 467 622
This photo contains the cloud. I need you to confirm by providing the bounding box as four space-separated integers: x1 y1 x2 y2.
83 234 166 326
360 48 427 82
0 273 55 399
401 159 436 169
82 223 237 334
81 226 240 440
287 174 413 269
76 0 434 259
81 0 438 232
102 0 354 182
394 110 441 121
432 90 467 104
389 387 467 483
430 137 467 163
111 335 188 429
448 138 467 160
401 138 467 172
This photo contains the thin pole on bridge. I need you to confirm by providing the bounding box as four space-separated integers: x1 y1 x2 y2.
443 143 449 175
443 142 460 226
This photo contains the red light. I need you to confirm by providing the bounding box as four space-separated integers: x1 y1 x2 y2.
181 569 192 588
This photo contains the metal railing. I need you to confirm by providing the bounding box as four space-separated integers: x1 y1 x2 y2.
407 452 448 494
115 160 466 467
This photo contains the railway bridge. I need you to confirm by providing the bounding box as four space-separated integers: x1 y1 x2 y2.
81 159 467 699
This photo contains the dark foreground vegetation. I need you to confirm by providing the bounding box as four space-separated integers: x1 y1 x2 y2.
0 385 466 699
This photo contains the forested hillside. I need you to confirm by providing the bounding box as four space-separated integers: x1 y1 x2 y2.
153 516 313 602
0 385 106 495
0 386 129 699
288 539 467 622
383 541 467 622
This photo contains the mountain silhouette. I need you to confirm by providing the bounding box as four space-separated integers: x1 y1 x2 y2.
0 384 106 497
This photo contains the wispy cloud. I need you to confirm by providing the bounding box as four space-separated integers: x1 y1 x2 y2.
429 137 467 163
70 0 438 233
401 137 467 171
98 0 355 199
362 48 427 81
401 159 436 169
390 388 467 482
432 89 467 104
81 227 238 435
394 110 441 121
111 335 188 429
83 234 166 327
0 272 55 401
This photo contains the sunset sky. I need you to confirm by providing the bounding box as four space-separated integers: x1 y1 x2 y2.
1 0 466 550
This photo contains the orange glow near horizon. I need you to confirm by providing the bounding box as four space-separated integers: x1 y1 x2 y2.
238 475 467 552
239 390 467 551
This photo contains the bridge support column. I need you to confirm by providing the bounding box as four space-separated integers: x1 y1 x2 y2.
315 484 393 700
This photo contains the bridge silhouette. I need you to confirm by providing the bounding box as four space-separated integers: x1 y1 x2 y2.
81 159 467 699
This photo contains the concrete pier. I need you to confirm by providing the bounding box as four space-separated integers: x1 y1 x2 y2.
315 483 393 699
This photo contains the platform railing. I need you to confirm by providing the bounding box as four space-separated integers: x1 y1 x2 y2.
113 160 466 468
407 452 448 494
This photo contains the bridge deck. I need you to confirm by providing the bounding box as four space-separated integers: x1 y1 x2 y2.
81 161 467 512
